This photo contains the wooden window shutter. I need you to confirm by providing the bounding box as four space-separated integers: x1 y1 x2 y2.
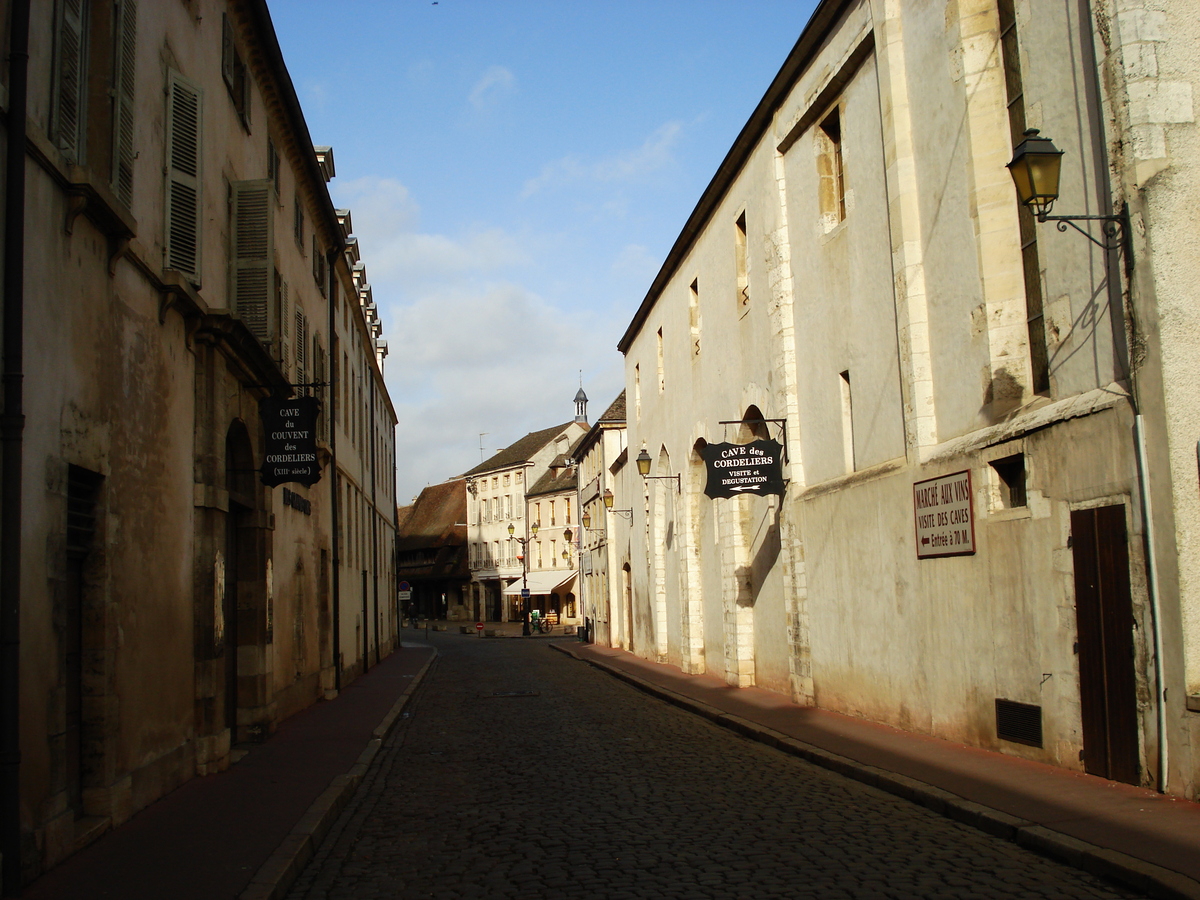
230 179 274 342
314 336 327 440
111 0 138 207
294 310 307 393
277 275 290 377
52 0 86 160
165 71 203 283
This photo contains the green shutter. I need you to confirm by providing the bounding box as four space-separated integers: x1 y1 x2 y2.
111 0 137 207
165 70 202 283
230 180 274 342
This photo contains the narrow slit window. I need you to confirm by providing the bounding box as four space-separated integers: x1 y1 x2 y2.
839 370 855 473
735 212 749 309
819 108 846 227
689 279 701 356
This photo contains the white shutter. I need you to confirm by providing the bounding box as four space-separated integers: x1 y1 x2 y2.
111 0 137 207
230 180 274 341
53 0 86 160
165 70 202 283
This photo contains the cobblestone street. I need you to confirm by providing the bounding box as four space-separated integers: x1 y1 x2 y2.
286 633 1147 900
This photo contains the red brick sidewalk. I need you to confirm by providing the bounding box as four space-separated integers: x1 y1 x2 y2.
23 644 436 900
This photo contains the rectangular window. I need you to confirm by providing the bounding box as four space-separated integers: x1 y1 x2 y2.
551 539 558 567
312 234 327 295
267 138 280 196
634 364 642 420
839 370 855 473
735 212 750 310
166 70 203 284
294 196 305 249
550 501 556 526
991 454 1027 508
221 13 250 128
656 327 665 393
565 498 571 524
818 109 846 227
689 279 701 356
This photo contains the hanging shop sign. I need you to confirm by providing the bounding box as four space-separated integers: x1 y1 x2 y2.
913 469 976 559
700 439 786 498
260 396 321 488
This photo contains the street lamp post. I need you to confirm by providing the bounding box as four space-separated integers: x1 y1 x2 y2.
508 521 538 636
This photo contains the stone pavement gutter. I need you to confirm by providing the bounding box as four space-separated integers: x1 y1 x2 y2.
551 641 1200 900
239 651 436 900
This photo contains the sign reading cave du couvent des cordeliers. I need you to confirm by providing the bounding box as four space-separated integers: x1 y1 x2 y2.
700 439 786 498
260 396 321 488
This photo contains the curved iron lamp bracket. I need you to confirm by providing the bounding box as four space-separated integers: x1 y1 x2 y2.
1038 203 1132 268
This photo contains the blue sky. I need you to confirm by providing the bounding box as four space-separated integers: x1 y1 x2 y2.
268 1 819 503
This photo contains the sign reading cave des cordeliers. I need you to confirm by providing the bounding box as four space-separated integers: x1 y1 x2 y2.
260 396 321 488
700 439 786 498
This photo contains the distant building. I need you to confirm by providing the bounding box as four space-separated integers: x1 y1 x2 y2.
1 0 397 883
461 402 588 623
395 480 469 620
575 392 628 647
521 437 585 626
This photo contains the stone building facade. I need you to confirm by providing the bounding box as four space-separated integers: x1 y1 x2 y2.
462 403 588 624
615 0 1200 799
576 391 628 648
0 0 397 884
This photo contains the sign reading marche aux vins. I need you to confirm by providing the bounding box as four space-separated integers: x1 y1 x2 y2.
913 470 975 558
260 397 321 488
701 439 786 498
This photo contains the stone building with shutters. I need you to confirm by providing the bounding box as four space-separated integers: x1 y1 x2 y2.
615 0 1200 801
0 0 397 884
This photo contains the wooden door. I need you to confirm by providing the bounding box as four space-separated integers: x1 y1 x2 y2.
1071 505 1139 784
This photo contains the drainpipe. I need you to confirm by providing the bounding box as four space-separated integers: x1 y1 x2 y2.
1135 415 1168 792
2 1 30 893
327 249 341 692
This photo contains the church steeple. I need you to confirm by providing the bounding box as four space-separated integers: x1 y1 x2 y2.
574 387 588 423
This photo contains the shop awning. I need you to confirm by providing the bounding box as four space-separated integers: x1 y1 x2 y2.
502 570 577 595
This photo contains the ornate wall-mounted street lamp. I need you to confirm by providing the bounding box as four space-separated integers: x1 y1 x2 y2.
1007 128 1130 260
507 520 538 635
603 488 632 519
636 448 680 492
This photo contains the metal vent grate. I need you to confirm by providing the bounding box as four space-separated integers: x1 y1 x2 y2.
996 698 1043 747
66 466 103 559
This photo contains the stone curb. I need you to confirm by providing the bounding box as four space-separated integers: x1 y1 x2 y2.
238 651 438 900
551 642 1200 900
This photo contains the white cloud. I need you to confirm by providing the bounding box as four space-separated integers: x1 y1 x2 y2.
384 284 624 502
328 174 625 503
522 121 684 197
468 65 516 109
